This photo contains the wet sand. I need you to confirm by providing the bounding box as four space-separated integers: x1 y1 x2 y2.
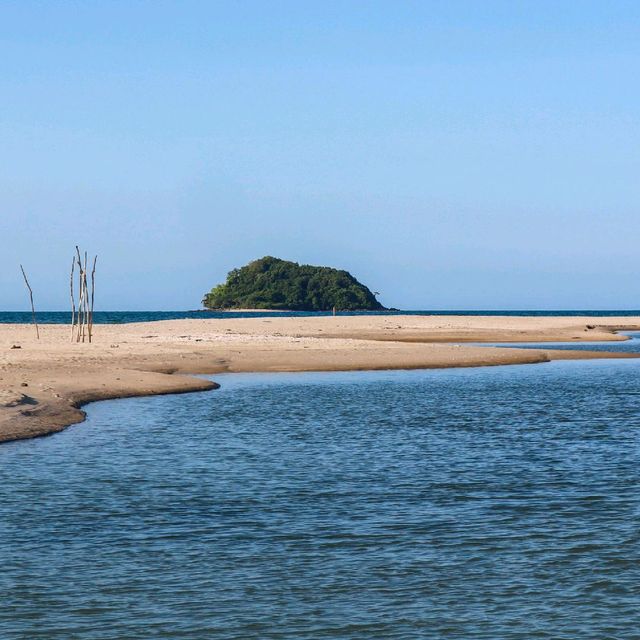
2 315 640 443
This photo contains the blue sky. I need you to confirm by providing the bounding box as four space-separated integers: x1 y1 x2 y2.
1 1 639 310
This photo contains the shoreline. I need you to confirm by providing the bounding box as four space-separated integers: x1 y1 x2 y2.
2 315 640 444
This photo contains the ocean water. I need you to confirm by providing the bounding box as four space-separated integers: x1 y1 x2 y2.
2 355 640 638
2 309 640 324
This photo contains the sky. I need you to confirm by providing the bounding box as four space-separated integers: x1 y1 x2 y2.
1 1 639 311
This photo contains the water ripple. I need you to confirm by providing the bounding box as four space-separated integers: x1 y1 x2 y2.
1 361 640 638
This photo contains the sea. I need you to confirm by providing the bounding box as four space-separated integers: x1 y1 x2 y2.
1 317 640 638
1 309 640 324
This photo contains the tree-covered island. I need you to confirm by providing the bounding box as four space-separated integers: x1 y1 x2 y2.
202 256 386 311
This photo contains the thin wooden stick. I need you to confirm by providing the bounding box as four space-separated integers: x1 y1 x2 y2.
76 246 84 343
70 256 76 341
82 251 88 342
89 255 97 343
20 264 39 340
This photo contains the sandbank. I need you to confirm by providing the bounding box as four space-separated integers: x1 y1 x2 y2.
2 315 640 443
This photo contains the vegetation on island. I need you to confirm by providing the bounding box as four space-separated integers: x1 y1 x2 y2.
202 256 385 311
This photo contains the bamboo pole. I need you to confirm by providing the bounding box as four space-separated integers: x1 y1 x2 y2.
19 264 39 339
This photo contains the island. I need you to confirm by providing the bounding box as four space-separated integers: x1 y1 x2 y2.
202 256 386 311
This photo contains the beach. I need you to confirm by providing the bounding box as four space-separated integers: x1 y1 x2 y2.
2 314 640 443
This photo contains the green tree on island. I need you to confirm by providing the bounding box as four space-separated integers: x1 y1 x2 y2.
202 256 385 311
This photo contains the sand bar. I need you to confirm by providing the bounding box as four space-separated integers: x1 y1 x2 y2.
2 315 640 443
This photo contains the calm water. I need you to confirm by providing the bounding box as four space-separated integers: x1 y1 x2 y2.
2 359 640 638
3 309 640 324
488 330 640 354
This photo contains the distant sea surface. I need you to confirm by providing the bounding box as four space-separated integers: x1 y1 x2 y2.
2 309 640 324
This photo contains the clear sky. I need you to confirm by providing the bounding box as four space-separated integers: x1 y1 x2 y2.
1 1 639 311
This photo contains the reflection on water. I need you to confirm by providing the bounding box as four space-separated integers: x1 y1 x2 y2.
2 361 640 639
